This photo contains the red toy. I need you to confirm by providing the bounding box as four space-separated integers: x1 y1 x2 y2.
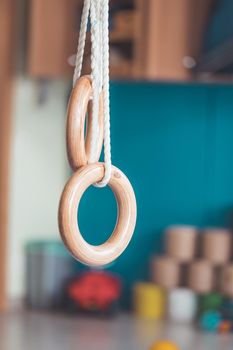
66 271 121 314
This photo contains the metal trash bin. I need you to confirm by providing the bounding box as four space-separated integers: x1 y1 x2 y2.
25 240 73 309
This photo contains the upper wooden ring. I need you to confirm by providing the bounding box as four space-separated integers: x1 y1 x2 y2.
58 163 137 266
66 75 103 170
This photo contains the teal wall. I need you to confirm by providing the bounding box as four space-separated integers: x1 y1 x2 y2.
78 83 233 305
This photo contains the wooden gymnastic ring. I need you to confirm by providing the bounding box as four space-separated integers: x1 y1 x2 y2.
66 75 103 170
58 163 137 266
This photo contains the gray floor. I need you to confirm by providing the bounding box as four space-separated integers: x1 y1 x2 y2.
0 311 233 350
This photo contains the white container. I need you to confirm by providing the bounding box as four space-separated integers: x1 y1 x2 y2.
167 288 197 323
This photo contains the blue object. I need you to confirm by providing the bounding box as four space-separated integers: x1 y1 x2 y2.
221 300 233 320
200 311 222 332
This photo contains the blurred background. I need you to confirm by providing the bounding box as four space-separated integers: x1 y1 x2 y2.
1 0 233 349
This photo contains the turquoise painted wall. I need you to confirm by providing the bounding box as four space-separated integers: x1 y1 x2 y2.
78 83 233 305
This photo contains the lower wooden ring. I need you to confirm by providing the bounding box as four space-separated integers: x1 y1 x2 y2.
58 163 137 266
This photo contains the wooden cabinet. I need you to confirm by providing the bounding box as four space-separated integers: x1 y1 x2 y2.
27 0 213 81
143 0 213 81
28 0 81 78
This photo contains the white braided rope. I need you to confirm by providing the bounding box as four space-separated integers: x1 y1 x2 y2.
89 0 101 165
73 0 111 187
98 0 111 186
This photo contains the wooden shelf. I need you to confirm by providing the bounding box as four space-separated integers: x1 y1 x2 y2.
85 31 134 44
27 0 80 78
25 0 214 81
110 31 134 43
110 60 132 79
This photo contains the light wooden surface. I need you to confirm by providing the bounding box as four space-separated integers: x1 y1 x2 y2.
132 0 148 78
144 0 213 81
0 0 16 311
1 311 233 350
27 0 80 77
66 76 103 170
59 163 137 266
26 0 213 81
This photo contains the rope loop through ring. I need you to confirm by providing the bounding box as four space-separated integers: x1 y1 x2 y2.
58 162 137 266
67 75 103 170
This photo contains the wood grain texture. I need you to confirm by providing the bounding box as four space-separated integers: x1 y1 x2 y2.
58 163 137 266
27 0 80 77
133 0 148 79
66 75 103 170
144 0 213 81
145 0 190 80
0 0 16 310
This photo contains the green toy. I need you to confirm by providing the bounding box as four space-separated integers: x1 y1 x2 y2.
199 293 224 314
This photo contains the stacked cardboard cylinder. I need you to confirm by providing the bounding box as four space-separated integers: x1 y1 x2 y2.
152 226 233 322
134 226 233 323
152 226 232 293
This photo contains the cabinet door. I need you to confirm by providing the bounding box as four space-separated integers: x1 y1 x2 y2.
143 0 213 81
133 0 148 78
28 0 81 78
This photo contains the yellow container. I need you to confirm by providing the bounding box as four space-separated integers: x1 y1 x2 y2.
133 282 165 319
